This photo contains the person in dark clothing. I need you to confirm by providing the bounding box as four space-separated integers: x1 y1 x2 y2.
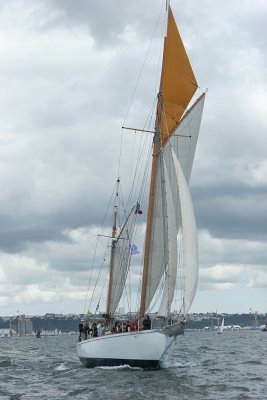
83 322 89 340
91 323 98 337
143 315 151 330
78 320 84 341
123 321 130 332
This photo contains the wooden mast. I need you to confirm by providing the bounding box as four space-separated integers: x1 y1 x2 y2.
106 178 119 316
140 94 163 316
139 4 200 316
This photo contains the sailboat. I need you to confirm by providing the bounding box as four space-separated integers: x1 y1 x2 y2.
217 318 224 334
76 4 205 369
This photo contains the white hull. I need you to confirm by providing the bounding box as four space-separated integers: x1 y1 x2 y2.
76 330 176 369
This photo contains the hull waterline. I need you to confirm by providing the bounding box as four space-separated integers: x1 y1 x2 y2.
76 330 177 369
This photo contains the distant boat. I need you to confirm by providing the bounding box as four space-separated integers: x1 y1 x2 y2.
217 318 224 334
0 328 17 338
76 3 205 369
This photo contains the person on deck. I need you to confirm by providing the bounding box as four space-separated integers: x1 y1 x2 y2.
123 321 130 332
82 321 89 340
129 319 138 332
143 315 151 330
97 322 105 336
115 323 122 333
91 323 98 337
78 320 84 341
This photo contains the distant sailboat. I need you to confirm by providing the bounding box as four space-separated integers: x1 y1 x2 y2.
76 4 205 369
261 319 267 332
217 318 224 334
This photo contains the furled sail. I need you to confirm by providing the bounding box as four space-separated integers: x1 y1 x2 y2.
159 7 198 145
171 149 198 314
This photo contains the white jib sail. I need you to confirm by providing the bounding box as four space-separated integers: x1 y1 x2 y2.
171 148 198 314
157 157 178 317
170 94 205 183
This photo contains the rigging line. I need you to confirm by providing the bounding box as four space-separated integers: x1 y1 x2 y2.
118 1 165 179
127 100 157 221
125 96 157 212
88 243 110 314
108 208 137 314
98 264 109 310
101 181 117 230
153 0 168 103
122 1 165 128
135 100 158 199
82 181 117 314
83 234 100 314
160 336 176 360
97 240 116 312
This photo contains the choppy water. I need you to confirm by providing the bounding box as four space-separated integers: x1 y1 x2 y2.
0 330 266 399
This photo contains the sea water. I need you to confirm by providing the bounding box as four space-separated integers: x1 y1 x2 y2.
0 330 266 399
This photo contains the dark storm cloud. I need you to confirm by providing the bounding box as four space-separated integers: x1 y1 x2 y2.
192 181 267 241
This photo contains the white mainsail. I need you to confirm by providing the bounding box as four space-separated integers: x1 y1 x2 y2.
142 94 205 315
143 155 166 312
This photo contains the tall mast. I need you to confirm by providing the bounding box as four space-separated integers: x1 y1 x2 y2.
139 3 169 316
106 178 120 316
140 94 163 316
139 4 199 315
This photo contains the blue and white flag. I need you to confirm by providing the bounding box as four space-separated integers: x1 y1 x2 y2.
130 244 140 255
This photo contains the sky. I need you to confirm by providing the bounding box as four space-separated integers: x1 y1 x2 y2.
0 0 266 317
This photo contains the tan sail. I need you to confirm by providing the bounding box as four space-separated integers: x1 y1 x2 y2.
159 7 198 145
140 6 201 316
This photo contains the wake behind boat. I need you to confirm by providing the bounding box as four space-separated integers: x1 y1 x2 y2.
76 3 205 369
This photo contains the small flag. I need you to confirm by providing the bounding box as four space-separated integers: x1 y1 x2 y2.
130 244 140 255
134 202 143 215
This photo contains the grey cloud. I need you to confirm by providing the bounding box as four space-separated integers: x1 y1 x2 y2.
0 0 266 315
192 180 267 242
